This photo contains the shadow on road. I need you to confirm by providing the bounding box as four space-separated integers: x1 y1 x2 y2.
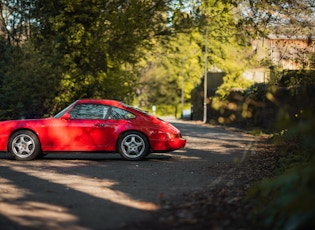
0 120 257 230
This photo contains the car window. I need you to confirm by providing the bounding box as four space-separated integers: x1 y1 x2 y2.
108 107 135 120
54 101 76 118
70 104 110 119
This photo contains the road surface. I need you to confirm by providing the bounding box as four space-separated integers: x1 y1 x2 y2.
0 119 256 230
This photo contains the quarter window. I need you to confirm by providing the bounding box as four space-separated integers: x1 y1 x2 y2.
108 107 135 120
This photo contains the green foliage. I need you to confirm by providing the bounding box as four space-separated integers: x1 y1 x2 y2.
215 72 253 99
250 106 315 229
137 31 203 112
0 41 59 119
252 159 315 229
137 0 245 113
209 67 315 128
1 0 313 120
0 2 314 228
207 42 256 124
279 70 315 87
251 148 315 229
209 37 255 99
139 103 190 118
31 0 162 108
0 0 170 118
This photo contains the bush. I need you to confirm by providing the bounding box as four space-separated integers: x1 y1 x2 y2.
252 158 315 229
250 111 315 229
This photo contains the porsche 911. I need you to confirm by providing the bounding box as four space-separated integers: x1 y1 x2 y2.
0 99 186 161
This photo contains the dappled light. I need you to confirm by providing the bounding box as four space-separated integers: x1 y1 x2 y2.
3 163 159 211
1 201 80 229
0 177 32 200
0 160 160 229
0 177 81 229
0 0 314 229
177 121 256 156
0 120 260 229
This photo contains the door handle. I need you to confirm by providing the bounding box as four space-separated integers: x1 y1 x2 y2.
95 123 105 127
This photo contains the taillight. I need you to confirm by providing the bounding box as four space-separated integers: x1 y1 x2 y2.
168 133 181 139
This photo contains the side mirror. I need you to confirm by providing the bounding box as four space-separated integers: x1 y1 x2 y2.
61 113 71 120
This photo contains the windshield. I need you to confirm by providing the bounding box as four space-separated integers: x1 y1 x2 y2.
54 101 76 118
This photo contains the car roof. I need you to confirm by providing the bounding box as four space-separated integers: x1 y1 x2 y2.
76 99 124 107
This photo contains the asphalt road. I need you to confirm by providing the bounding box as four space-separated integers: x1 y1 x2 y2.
0 119 256 230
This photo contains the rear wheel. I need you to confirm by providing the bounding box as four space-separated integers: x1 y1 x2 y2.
36 152 48 159
8 130 41 161
117 132 150 160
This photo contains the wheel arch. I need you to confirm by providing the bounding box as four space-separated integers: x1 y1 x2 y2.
116 130 151 152
7 128 41 151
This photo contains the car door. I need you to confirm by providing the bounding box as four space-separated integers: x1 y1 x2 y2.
43 103 115 151
66 103 115 151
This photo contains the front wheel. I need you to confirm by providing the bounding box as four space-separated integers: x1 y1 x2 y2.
8 130 41 161
117 132 150 161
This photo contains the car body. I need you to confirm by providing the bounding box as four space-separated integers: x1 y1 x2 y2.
0 99 186 161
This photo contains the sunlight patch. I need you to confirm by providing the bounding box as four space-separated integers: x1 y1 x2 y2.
8 165 159 211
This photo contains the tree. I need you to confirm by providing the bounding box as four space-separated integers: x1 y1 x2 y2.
137 31 203 116
234 0 315 37
29 0 171 112
0 40 60 119
137 0 245 115
0 0 172 117
0 0 32 45
1 0 314 119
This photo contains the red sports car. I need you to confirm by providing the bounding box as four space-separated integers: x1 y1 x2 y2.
0 99 186 161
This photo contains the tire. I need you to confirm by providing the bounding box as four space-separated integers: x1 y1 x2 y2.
117 131 150 161
36 152 48 159
8 130 41 161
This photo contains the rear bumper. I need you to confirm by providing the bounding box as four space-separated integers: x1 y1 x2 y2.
150 138 186 152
